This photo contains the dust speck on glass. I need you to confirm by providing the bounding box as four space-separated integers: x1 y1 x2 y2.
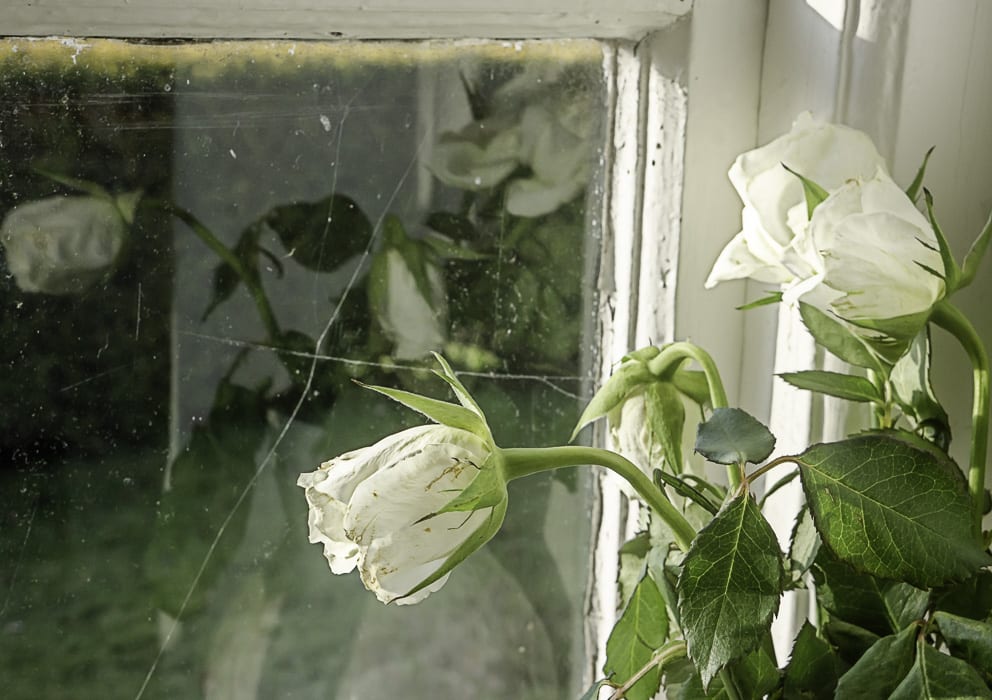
0 38 608 698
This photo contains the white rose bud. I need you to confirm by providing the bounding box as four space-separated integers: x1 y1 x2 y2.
787 169 945 341
706 112 887 288
297 424 503 605
1 194 131 295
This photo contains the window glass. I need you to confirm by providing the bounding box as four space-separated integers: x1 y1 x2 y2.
0 39 607 698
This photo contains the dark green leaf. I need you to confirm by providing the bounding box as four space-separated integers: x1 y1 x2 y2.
798 302 885 373
795 432 991 588
144 381 268 617
813 547 928 637
923 188 962 291
779 370 882 403
662 656 724 700
620 531 653 557
783 622 841 700
604 574 669 700
933 611 992 683
694 407 776 466
572 360 653 440
904 146 934 203
677 495 783 688
266 193 372 271
736 291 783 311
835 624 916 699
889 639 992 699
782 165 829 218
961 207 992 290
730 639 781 699
822 619 880 665
933 570 992 621
644 381 685 473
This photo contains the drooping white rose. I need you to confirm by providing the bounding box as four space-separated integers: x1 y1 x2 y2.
297 424 502 605
1 194 133 294
706 112 887 288
786 169 945 342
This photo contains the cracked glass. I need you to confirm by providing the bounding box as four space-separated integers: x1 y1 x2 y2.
0 39 608 698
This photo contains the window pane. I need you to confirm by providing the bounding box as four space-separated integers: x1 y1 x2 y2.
0 39 606 699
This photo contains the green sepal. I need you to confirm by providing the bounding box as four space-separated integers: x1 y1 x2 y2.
396 496 508 603
644 380 686 473
430 353 492 438
890 329 950 450
960 207 992 290
736 291 783 311
932 611 992 683
654 470 719 516
798 302 887 374
779 370 883 403
603 573 670 700
782 164 830 218
796 431 992 588
434 453 507 514
923 188 962 291
694 407 776 466
359 382 490 441
834 623 916 699
672 369 711 407
845 310 933 362
571 360 653 441
889 638 992 699
904 146 934 203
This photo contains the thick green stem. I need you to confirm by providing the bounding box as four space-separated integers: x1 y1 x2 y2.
150 199 281 341
647 342 737 488
931 301 989 538
500 446 696 552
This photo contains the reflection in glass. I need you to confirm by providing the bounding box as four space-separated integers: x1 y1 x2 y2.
0 39 606 699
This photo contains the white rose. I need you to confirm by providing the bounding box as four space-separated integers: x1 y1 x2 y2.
297 424 502 605
706 113 887 288
1 194 131 294
786 169 945 341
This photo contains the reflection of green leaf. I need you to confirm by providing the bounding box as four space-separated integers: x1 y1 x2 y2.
144 380 268 617
783 622 840 699
266 193 371 272
202 224 263 322
677 495 783 688
889 639 992 699
694 407 775 466
604 574 669 700
779 370 882 403
835 624 916 699
796 432 990 588
932 612 992 684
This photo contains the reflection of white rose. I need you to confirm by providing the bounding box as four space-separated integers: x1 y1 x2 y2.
706 113 886 288
505 104 592 217
1 195 130 294
430 121 521 191
786 170 944 340
297 425 502 605
376 247 447 361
